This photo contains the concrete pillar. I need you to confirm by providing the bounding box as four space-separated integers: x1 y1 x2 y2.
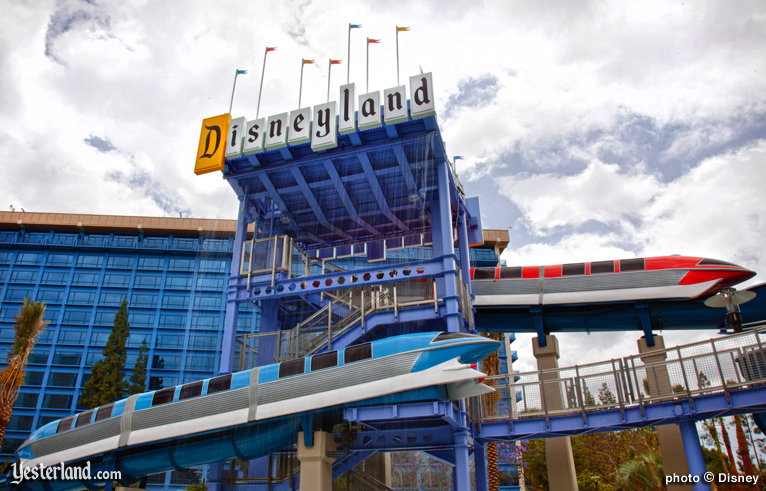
678 420 711 491
533 335 578 491
637 335 691 489
297 431 336 491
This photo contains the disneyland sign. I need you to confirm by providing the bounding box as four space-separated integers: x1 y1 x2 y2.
194 73 435 175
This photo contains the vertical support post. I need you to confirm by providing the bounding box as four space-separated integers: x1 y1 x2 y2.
433 158 460 332
453 430 472 491
219 197 249 374
457 208 472 295
297 431 336 491
533 334 578 491
474 441 489 491
637 335 692 489
678 420 711 491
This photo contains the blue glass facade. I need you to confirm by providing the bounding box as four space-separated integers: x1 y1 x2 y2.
0 223 260 462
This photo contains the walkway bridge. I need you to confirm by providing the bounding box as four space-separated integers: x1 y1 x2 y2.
338 322 766 491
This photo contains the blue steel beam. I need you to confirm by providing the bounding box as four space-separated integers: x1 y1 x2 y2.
392 145 418 194
357 152 408 231
478 386 766 441
289 167 353 240
241 256 451 301
321 160 381 236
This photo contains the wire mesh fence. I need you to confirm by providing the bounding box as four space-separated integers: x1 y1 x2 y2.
473 322 766 422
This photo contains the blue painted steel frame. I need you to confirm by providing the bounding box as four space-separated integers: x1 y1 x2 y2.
477 386 766 440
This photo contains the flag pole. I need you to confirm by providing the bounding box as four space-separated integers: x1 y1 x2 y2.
395 27 409 86
228 69 243 114
347 24 361 84
299 59 306 108
370 37 374 92
256 47 275 118
396 27 400 85
327 58 331 102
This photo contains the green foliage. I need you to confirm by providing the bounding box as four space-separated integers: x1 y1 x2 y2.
598 383 616 405
613 450 663 490
79 300 130 408
128 339 149 395
522 428 659 490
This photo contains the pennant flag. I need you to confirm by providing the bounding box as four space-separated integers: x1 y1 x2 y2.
236 69 248 75
397 26 410 32
266 47 277 52
330 59 342 65
368 38 381 44
453 156 464 160
350 24 362 29
303 59 315 64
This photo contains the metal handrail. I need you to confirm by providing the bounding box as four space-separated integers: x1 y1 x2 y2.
472 324 766 422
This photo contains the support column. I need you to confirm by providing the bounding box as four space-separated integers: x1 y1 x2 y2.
453 430 472 491
433 158 460 332
637 335 691 489
297 431 336 491
474 442 489 491
219 197 249 373
533 335 578 491
678 420 711 491
457 208 472 295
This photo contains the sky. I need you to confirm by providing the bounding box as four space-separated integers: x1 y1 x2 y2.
1 0 765 371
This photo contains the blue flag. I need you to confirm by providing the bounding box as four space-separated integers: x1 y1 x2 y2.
236 69 247 75
349 24 362 29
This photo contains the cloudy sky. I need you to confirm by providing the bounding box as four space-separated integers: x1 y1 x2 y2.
2 0 765 369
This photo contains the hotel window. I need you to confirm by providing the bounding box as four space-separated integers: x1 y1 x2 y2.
47 253 73 266
76 255 104 268
9 270 38 283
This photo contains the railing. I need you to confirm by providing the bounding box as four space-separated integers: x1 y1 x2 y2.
470 322 766 422
237 279 443 367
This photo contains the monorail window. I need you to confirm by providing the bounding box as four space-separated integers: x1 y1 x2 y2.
499 267 522 279
75 410 94 428
207 374 231 394
433 332 475 342
57 416 74 433
562 263 585 276
95 403 114 421
620 258 645 272
591 261 614 274
310 351 338 371
179 381 203 400
344 343 372 364
473 268 496 280
152 387 176 406
698 258 737 266
279 358 305 378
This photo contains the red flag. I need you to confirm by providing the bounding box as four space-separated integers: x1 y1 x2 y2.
266 47 277 52
330 59 342 65
367 38 381 44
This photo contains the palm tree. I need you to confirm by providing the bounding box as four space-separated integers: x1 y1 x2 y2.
0 299 50 445
482 332 503 491
614 450 664 490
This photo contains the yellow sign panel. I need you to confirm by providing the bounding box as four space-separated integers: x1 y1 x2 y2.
194 113 231 175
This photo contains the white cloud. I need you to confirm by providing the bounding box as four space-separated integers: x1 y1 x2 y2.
497 159 663 235
1 0 765 369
